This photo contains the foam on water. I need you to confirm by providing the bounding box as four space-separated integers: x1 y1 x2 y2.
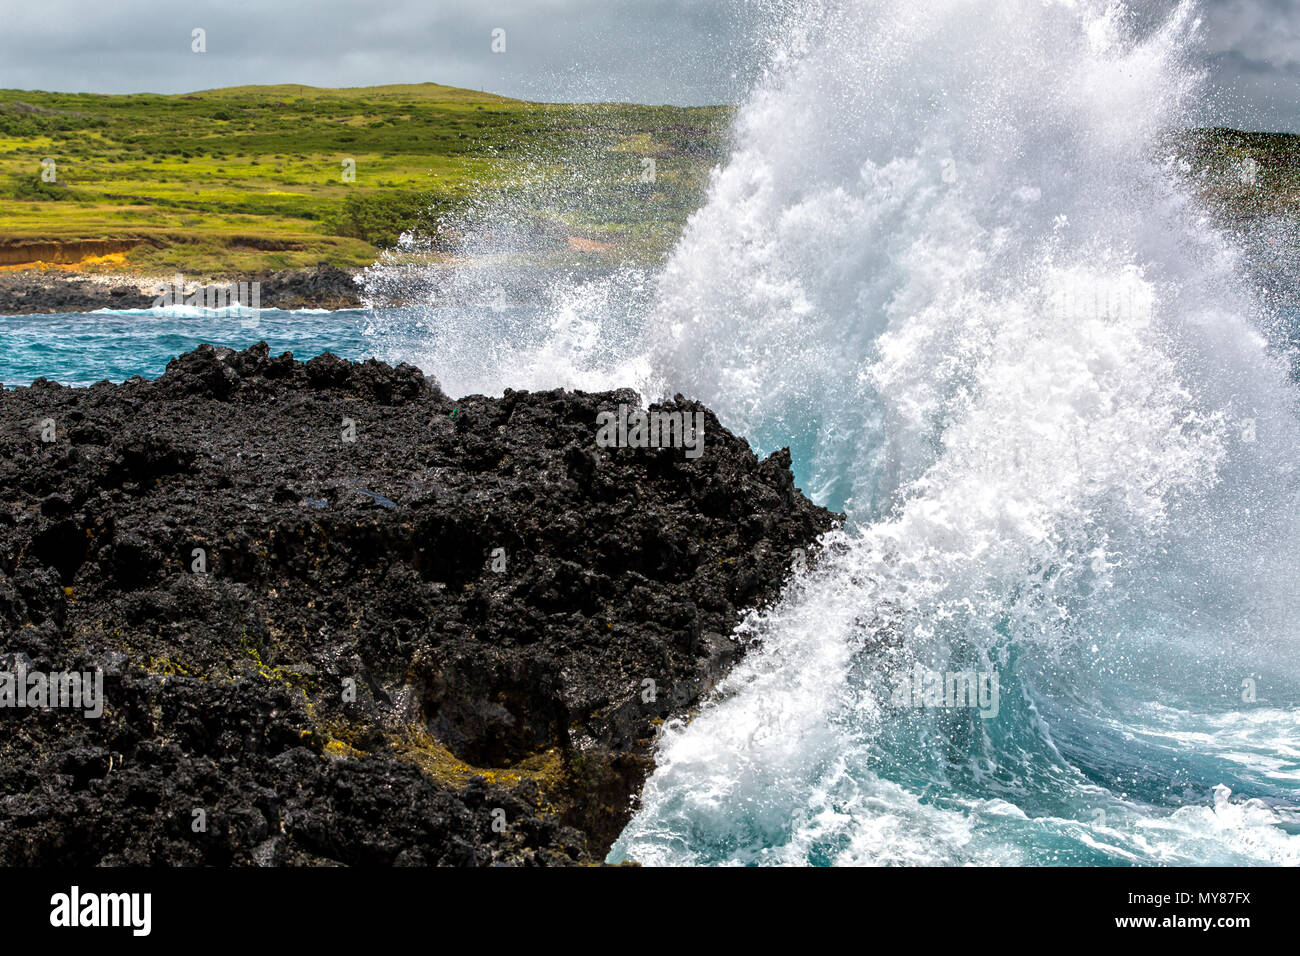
364 0 1300 865
361 257 657 398
609 0 1300 866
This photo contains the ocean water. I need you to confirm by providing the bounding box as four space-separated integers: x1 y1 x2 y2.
0 303 585 389
0 307 372 387
5 0 1300 867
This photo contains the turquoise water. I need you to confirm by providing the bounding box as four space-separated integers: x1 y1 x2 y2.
0 308 372 387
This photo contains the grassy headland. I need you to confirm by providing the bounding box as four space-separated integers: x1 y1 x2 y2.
1 83 1298 280
0 83 731 274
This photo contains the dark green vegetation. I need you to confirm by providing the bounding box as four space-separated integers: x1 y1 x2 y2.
1178 128 1300 217
1174 129 1300 323
0 83 732 273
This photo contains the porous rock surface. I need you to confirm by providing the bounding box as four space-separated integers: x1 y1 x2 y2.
0 343 836 865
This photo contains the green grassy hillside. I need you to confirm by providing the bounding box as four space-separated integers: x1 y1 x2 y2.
0 83 732 273
2 84 1297 278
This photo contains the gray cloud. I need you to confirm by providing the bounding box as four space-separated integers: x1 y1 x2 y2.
0 0 1297 129
0 0 755 105
1184 0 1300 130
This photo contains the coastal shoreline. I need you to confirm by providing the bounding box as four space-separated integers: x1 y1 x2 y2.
0 261 653 315
0 265 366 315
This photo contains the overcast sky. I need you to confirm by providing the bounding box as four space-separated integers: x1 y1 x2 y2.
1 0 1298 130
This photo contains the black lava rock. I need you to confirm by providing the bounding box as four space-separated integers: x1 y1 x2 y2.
0 343 837 865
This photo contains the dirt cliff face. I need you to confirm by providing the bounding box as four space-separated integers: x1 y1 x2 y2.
0 240 150 268
0 344 836 865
